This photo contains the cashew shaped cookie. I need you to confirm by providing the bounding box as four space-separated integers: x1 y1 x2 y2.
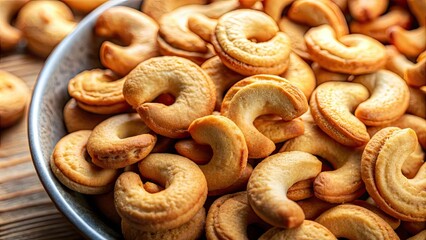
316 204 398 239
16 0 76 57
258 220 336 240
63 98 112 133
0 70 29 128
0 0 28 51
388 26 426 58
405 55 426 87
121 207 206 240
86 113 157 169
311 62 352 86
253 116 304 144
280 53 316 99
221 75 308 158
247 151 322 228
287 0 349 37
305 25 387 74
95 7 159 76
50 130 119 194
68 69 130 115
278 18 311 61
385 45 414 78
188 115 248 193
352 200 401 230
212 9 292 76
175 139 212 165
158 0 238 65
114 153 207 232
123 56 216 138
280 122 365 203
350 7 412 43
263 0 295 22
348 0 388 22
361 127 426 221
296 197 337 220
141 0 207 21
310 81 371 147
206 192 268 240
201 56 244 111
368 114 426 150
353 70 410 126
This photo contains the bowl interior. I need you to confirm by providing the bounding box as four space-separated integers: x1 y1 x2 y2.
28 0 142 239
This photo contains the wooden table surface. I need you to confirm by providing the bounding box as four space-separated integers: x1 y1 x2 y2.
0 52 83 239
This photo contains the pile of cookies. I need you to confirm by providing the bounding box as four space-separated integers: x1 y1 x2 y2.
0 0 108 129
50 0 425 239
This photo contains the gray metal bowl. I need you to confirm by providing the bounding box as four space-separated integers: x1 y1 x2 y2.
28 0 142 239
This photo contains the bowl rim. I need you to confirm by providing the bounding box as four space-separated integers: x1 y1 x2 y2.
28 0 134 239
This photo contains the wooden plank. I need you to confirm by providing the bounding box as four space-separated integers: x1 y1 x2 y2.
0 52 82 238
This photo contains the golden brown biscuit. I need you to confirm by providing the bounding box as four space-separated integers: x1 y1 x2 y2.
63 98 113 133
367 114 426 150
247 151 322 228
407 0 426 26
353 70 410 126
405 55 426 87
95 7 159 76
280 53 316 99
311 62 352 86
280 121 366 203
263 0 295 22
316 204 399 239
278 18 311 61
206 192 269 240
141 0 207 22
187 13 217 43
158 0 238 65
212 9 292 76
0 70 29 128
68 69 131 114
175 139 212 165
86 113 157 169
121 208 206 240
188 115 248 193
296 197 336 220
123 56 216 138
200 56 244 111
348 0 388 22
253 116 304 144
305 25 387 74
16 0 76 57
350 7 412 43
0 0 29 51
50 130 119 194
221 75 308 158
361 127 426 221
287 0 349 37
310 81 370 147
388 26 426 58
258 220 336 240
385 45 414 78
114 153 207 232
207 164 253 196
407 87 426 119
352 200 401 230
